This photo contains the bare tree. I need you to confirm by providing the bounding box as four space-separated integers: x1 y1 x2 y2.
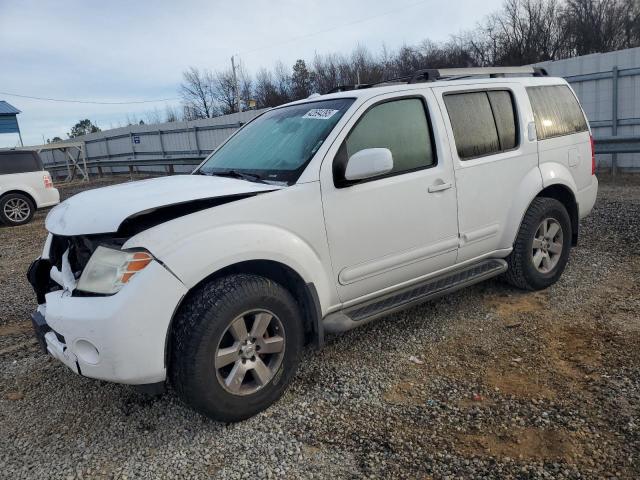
178 0 640 112
164 105 180 123
254 67 291 108
212 68 238 115
311 52 351 93
273 61 292 102
472 0 566 65
180 67 217 119
144 107 162 125
562 0 639 55
238 64 254 110
212 61 254 114
350 45 384 84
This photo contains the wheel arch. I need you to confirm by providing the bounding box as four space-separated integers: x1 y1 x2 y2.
537 162 580 245
535 183 579 246
0 189 37 209
164 259 324 370
509 181 580 249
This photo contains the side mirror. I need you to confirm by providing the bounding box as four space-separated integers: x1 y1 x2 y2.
344 148 393 181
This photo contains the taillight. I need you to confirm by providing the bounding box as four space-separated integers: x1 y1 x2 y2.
44 174 53 188
589 135 596 175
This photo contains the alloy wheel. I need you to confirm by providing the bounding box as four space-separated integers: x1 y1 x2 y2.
3 198 31 223
531 217 563 273
215 309 285 396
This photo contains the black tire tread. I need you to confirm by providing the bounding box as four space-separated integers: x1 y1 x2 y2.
0 192 35 226
169 273 299 421
504 197 569 291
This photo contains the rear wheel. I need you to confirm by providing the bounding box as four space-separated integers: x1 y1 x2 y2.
0 193 35 226
504 197 572 291
170 274 303 422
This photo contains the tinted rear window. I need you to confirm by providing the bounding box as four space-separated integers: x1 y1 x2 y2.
444 89 518 159
0 152 43 175
527 85 588 140
488 90 518 150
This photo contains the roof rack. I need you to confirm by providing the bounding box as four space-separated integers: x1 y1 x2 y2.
326 83 373 94
433 66 548 79
325 66 548 94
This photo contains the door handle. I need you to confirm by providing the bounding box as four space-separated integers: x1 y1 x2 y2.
428 181 452 193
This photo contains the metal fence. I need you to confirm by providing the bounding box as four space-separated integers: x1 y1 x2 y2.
38 110 264 179
35 48 640 178
537 47 640 173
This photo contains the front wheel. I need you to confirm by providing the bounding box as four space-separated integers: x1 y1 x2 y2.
504 197 572 291
170 274 303 422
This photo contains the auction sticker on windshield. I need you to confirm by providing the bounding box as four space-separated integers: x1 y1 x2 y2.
302 109 340 120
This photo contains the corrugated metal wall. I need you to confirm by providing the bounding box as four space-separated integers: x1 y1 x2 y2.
537 47 640 171
39 109 264 175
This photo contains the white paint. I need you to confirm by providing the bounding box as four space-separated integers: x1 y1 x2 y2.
344 148 393 181
34 73 598 385
0 169 59 209
45 174 281 235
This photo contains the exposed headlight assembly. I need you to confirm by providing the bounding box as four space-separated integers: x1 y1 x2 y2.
76 246 153 295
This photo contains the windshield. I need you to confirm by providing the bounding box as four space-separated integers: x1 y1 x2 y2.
197 98 355 184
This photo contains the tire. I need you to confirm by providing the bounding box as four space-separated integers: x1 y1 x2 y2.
504 197 572 291
0 193 35 226
170 274 303 422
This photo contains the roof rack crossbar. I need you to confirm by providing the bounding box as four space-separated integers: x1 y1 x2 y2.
326 83 372 94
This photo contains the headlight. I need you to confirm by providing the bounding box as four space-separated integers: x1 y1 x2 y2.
76 246 153 295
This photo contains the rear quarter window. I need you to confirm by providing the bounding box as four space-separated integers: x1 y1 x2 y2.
526 85 588 140
0 152 43 175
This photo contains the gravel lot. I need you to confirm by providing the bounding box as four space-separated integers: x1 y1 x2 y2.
1 174 639 479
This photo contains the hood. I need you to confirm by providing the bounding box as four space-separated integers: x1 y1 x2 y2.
46 175 281 236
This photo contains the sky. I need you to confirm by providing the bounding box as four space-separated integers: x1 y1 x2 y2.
0 0 503 147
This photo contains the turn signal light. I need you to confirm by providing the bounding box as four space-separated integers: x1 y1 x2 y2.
120 252 153 284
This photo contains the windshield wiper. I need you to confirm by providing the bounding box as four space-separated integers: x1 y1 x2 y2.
208 170 267 184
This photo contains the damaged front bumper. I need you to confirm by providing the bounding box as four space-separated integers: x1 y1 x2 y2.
32 308 81 374
28 257 188 385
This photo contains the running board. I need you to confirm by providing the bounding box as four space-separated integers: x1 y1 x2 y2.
323 259 507 333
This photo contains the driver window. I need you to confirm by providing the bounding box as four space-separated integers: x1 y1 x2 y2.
334 98 436 185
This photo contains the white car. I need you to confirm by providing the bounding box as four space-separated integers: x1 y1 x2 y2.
0 150 59 226
28 67 598 422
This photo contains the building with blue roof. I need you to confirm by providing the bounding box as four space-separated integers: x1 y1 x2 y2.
0 101 23 146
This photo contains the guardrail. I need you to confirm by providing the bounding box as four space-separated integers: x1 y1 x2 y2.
595 136 640 174
46 155 205 177
43 135 639 179
594 136 640 154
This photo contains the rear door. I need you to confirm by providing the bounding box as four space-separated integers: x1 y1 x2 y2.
320 91 459 303
435 83 540 263
526 84 592 191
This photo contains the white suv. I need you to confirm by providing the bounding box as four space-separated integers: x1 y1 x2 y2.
28 67 598 421
0 150 60 226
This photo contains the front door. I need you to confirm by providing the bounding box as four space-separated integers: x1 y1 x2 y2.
320 91 459 303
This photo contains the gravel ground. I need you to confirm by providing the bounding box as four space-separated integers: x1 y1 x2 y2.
0 174 639 479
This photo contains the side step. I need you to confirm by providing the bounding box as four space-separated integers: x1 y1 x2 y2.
323 258 507 333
